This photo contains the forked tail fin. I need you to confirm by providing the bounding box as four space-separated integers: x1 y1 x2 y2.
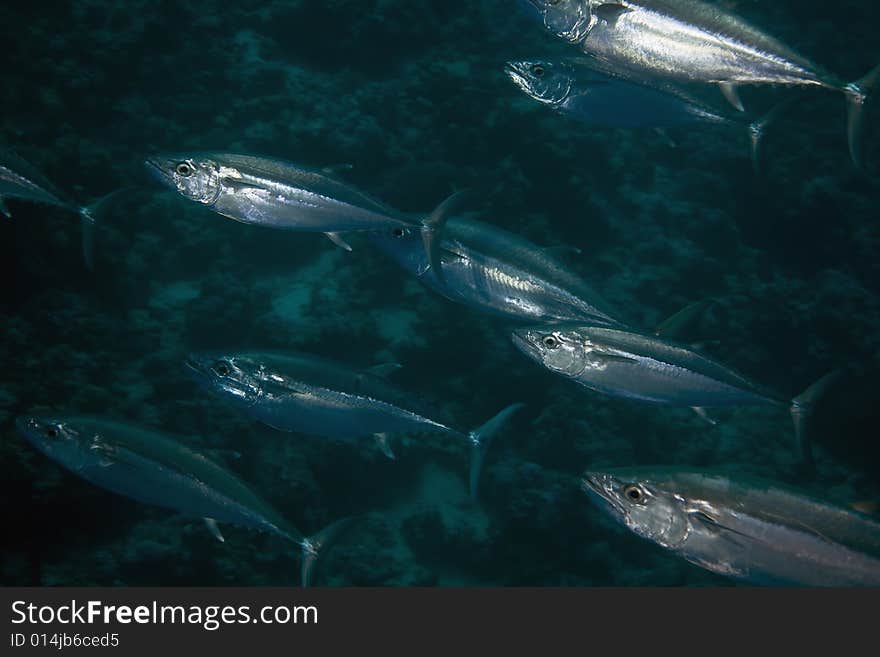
420 189 472 286
845 63 880 169
299 517 355 587
790 370 842 467
747 98 796 174
467 403 525 502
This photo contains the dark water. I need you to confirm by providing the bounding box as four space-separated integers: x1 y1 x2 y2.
1 1 878 586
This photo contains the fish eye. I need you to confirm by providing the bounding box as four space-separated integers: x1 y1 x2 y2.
623 484 647 504
44 426 59 439
542 335 559 349
392 227 408 238
531 65 545 78
176 162 194 177
212 360 231 377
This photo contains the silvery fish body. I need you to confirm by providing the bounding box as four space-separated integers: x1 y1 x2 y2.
527 0 843 90
522 0 878 163
145 152 416 234
16 415 351 585
186 351 523 499
367 217 624 326
511 324 836 462
0 149 78 217
511 324 782 406
583 468 880 586
16 415 298 541
506 58 739 128
186 351 460 441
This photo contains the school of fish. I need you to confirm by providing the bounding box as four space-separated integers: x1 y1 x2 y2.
7 0 879 586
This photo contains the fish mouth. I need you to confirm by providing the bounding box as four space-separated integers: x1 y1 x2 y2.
510 329 540 360
184 355 210 379
581 472 627 517
144 157 174 186
13 416 35 437
504 62 532 93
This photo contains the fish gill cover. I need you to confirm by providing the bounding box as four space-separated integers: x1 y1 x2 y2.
0 0 878 586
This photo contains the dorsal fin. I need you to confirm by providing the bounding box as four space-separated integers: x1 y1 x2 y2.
655 299 716 340
366 363 402 379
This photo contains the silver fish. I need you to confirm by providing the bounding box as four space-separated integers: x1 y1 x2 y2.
185 351 524 500
145 152 462 272
523 0 879 165
1 149 99 267
506 58 785 167
367 216 625 326
582 467 880 586
16 415 351 585
511 324 838 463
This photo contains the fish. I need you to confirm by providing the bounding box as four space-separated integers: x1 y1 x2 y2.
185 351 524 500
521 0 879 166
366 216 625 326
15 415 351 585
505 58 786 168
145 152 464 273
581 467 880 586
510 324 838 464
0 149 107 268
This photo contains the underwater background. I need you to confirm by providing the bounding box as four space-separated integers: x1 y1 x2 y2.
1 0 879 586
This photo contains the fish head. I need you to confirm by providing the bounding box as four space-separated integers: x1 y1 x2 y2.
582 470 692 550
511 326 589 377
506 60 573 106
364 224 429 275
525 0 594 43
185 352 265 406
15 416 95 472
145 155 222 205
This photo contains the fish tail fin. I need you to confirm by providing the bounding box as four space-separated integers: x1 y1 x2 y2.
299 516 354 587
421 189 472 286
747 98 796 174
844 63 880 168
78 187 134 270
467 403 525 502
790 370 842 467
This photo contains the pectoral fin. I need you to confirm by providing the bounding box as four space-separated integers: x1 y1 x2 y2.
0 196 10 218
719 82 745 112
366 363 402 379
594 352 639 365
204 518 225 543
691 407 718 426
324 232 353 252
655 299 716 339
222 178 271 194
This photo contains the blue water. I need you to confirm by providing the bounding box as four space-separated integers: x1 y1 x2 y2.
1 1 878 586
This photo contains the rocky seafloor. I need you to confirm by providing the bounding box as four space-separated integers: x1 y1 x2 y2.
1 0 879 586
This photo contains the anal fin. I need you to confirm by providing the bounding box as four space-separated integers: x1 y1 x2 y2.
691 407 718 426
719 82 745 112
204 517 225 543
325 232 353 252
374 433 395 459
